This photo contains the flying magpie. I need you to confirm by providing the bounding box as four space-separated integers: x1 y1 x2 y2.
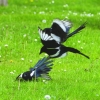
16 57 53 81
38 19 89 59
39 45 90 59
38 19 86 48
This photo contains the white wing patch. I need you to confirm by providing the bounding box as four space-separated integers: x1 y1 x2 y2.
42 32 46 40
43 33 48 40
42 32 53 41
51 33 60 44
59 52 67 58
53 19 72 32
38 27 53 41
50 49 60 57
30 71 35 77
48 37 53 40
62 20 72 28
45 35 52 41
53 19 66 32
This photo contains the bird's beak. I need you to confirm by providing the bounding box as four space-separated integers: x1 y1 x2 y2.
16 74 23 80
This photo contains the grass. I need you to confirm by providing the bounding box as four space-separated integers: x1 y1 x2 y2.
0 0 100 100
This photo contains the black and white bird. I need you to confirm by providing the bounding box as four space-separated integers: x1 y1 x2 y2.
16 57 53 81
38 19 89 59
40 45 90 59
38 19 86 48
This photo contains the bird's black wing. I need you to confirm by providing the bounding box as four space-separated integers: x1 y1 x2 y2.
16 57 53 81
51 19 72 43
30 57 48 71
38 27 59 48
30 57 53 79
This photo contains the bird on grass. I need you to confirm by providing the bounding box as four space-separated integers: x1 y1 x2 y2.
16 57 53 81
38 19 86 48
40 45 90 59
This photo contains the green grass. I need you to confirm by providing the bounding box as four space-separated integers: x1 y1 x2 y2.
0 0 100 100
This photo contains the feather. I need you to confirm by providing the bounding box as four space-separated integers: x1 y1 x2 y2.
16 57 53 81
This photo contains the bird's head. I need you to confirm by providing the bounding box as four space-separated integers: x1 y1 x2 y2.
16 71 34 81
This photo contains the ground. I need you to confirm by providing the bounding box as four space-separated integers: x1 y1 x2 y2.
0 0 100 100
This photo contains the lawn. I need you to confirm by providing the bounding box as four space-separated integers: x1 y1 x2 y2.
0 0 100 100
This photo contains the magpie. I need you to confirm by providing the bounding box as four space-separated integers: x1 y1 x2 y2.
39 45 90 59
16 57 53 81
38 19 89 59
38 19 86 48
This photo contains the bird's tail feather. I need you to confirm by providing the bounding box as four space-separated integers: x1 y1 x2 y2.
66 46 90 59
67 22 86 39
78 52 90 59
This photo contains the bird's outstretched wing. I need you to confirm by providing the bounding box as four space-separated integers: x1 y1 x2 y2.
16 57 53 81
38 27 59 48
38 27 53 41
51 19 72 43
31 57 53 79
30 57 49 70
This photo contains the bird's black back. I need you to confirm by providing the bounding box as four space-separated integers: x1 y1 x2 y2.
41 40 59 48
